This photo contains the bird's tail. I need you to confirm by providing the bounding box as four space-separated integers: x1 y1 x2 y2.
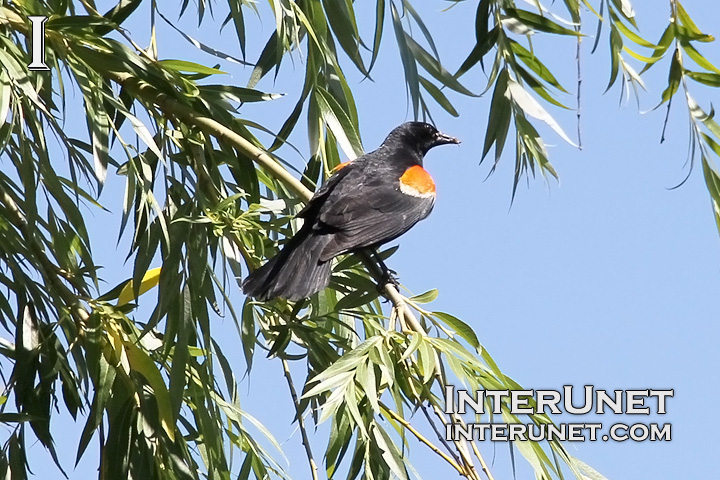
242 228 333 301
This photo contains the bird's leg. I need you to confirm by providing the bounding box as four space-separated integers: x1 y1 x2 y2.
370 249 400 289
361 249 410 333
373 255 411 333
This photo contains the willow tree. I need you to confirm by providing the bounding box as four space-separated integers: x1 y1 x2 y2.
0 1 717 479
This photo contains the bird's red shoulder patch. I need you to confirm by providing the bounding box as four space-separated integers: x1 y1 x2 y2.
399 165 435 197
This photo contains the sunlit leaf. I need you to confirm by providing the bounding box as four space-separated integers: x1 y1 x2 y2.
507 79 578 147
504 8 583 36
117 267 162 306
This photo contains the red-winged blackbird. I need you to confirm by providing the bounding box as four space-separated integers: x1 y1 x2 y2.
242 122 459 301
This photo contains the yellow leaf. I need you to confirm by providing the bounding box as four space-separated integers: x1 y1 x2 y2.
117 267 162 306
126 343 176 441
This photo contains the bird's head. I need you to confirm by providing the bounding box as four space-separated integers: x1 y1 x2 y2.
383 122 460 156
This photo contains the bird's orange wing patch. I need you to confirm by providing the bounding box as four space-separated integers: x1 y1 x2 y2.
399 165 435 196
331 161 352 173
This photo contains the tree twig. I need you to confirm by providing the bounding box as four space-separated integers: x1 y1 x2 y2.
419 403 463 469
576 14 583 150
282 358 319 480
381 403 466 476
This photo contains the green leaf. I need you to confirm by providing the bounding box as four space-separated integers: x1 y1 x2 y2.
675 24 714 43
455 27 499 78
516 66 570 110
0 70 11 132
418 77 459 116
510 40 567 93
402 0 440 59
314 87 364 159
368 0 386 73
409 288 439 304
372 425 409 480
304 371 354 399
126 343 175 441
199 84 283 103
680 40 720 74
77 351 117 463
686 71 720 87
503 8 583 37
0 413 38 423
676 1 714 42
322 0 369 76
228 0 248 58
169 286 191 421
241 298 257 371
606 23 623 92
687 95 720 139
661 49 683 103
432 312 480 349
335 288 380 311
87 95 111 186
390 2 421 117
622 45 658 63
100 0 142 35
508 79 577 147
157 9 250 66
482 68 512 163
248 32 281 88
417 340 437 383
404 34 478 97
639 23 676 74
701 154 720 237
611 10 657 49
305 336 382 391
47 15 116 30
159 59 227 75
400 334 422 362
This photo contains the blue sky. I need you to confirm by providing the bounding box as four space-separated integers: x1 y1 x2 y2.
23 1 719 479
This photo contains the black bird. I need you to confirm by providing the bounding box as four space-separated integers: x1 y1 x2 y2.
242 122 459 301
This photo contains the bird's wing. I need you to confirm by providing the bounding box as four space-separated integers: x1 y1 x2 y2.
297 161 356 219
316 181 434 261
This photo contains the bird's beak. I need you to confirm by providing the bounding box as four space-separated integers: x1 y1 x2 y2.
434 131 461 146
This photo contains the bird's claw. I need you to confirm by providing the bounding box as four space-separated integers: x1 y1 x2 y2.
378 269 400 290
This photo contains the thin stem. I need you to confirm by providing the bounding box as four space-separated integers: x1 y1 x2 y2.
419 404 463 469
282 358 319 480
431 402 496 480
576 16 583 150
381 403 466 476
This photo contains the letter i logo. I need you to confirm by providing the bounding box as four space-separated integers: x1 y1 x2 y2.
28 16 50 71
